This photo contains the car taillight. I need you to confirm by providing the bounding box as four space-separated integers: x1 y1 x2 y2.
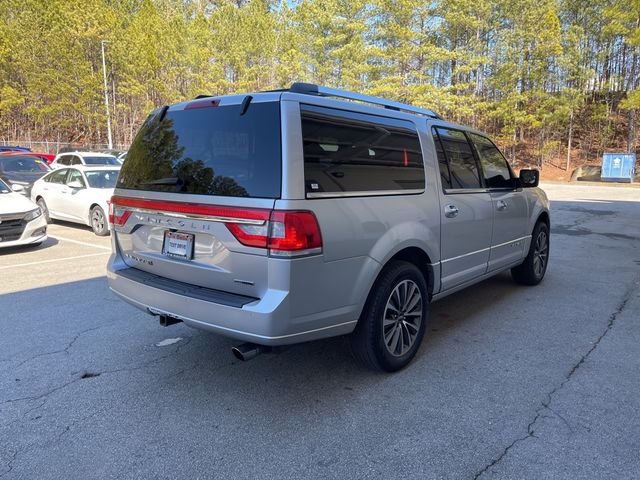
108 196 322 257
108 197 132 227
267 211 322 256
225 210 322 257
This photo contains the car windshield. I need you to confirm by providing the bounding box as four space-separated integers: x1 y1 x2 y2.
83 156 119 166
85 170 119 188
0 155 50 172
0 178 10 193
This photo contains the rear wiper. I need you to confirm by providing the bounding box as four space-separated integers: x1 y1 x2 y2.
240 95 253 116
140 177 181 186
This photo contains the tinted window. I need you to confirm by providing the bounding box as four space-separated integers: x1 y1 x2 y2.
57 156 71 166
434 127 481 189
66 169 86 187
118 101 281 198
301 105 424 195
85 170 118 188
83 155 119 166
70 156 82 165
0 156 50 173
48 169 68 184
431 127 452 189
469 133 514 188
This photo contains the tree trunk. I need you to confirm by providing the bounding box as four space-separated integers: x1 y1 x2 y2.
567 109 574 170
628 46 638 153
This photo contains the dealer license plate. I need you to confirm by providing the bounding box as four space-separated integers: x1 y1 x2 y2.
162 231 194 260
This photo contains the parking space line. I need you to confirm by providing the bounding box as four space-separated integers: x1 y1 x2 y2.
0 252 110 270
48 235 112 251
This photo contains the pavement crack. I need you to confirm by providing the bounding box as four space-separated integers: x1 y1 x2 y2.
472 434 531 480
1 336 193 409
473 278 638 479
4 325 107 372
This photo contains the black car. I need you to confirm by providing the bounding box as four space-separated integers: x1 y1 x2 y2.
0 154 51 196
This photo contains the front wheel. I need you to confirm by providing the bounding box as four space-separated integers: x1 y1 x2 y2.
511 221 549 285
349 261 428 372
36 197 50 224
90 206 109 236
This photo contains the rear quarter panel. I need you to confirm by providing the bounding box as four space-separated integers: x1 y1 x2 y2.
277 103 442 321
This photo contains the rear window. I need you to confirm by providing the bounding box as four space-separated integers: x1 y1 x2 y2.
117 101 281 198
301 105 424 196
85 170 119 188
0 156 50 172
83 156 119 165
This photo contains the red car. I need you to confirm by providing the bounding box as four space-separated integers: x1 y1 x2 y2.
0 151 56 164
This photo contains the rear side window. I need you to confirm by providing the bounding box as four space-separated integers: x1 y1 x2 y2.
433 127 481 189
301 105 424 196
468 133 514 189
57 156 71 166
431 127 452 189
117 101 281 198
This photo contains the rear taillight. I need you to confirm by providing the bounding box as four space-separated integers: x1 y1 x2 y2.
267 211 322 256
109 197 132 227
225 210 322 257
108 196 322 257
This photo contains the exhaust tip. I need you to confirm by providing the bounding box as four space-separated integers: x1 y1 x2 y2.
231 346 247 361
232 343 269 361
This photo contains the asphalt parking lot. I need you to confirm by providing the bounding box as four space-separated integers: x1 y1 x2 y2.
1 183 639 479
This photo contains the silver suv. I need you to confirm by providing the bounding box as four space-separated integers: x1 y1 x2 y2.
107 83 550 372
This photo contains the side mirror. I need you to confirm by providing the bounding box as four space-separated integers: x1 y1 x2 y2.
68 180 84 189
11 183 25 193
519 169 539 188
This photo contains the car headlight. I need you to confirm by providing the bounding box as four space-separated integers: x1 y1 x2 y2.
23 207 42 222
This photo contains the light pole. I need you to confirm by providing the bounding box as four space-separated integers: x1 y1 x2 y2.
100 40 113 150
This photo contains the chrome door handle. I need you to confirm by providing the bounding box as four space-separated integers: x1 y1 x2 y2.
444 204 459 218
496 200 508 211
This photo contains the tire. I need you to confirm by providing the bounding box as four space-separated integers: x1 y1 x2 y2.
90 206 109 236
349 260 428 372
36 197 51 224
511 221 550 285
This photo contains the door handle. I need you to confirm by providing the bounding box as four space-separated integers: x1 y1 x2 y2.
444 204 459 218
496 200 508 211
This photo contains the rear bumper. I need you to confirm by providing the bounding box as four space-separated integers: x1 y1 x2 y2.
107 256 358 346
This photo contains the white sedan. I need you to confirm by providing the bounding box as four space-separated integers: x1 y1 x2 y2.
31 166 120 236
0 177 47 248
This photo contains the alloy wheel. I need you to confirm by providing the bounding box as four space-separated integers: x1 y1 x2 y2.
383 279 423 357
533 230 548 277
92 209 105 233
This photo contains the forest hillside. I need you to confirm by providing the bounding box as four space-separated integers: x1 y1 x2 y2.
0 0 638 178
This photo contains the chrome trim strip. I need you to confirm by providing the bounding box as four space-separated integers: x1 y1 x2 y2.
127 207 267 225
306 189 424 199
441 246 490 264
491 235 531 249
0 213 26 221
441 235 532 264
443 188 490 195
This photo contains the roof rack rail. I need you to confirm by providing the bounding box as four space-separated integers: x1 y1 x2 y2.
289 82 442 120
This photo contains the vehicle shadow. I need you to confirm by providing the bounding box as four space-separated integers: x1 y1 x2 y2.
0 235 58 255
49 219 104 235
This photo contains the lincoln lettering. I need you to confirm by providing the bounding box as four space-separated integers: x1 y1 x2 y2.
134 213 211 231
